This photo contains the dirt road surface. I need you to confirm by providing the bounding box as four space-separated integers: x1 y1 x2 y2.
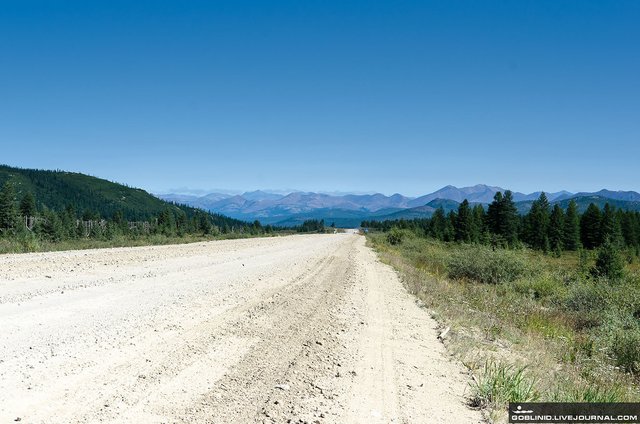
0 234 482 423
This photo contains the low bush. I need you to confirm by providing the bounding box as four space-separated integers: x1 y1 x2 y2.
512 275 565 300
563 281 609 314
386 227 409 245
610 328 640 374
447 245 530 284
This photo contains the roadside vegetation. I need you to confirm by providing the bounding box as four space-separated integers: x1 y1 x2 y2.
364 191 640 422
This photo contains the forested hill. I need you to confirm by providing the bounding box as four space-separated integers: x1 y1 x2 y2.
0 164 243 226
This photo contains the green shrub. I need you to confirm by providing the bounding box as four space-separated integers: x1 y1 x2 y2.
610 329 640 374
447 245 529 284
19 231 40 252
564 281 609 314
512 275 564 300
386 227 408 245
592 239 625 281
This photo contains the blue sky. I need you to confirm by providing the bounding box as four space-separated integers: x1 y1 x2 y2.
1 0 639 196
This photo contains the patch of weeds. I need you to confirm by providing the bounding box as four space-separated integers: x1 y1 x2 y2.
470 360 539 409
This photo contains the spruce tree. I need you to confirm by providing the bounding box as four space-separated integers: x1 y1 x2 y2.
581 203 602 249
563 200 581 250
20 192 37 217
0 182 20 233
548 204 565 251
600 203 623 246
501 191 520 246
455 199 473 242
525 192 550 250
444 211 456 242
472 204 486 243
39 208 64 242
592 237 625 280
430 207 446 240
620 211 638 248
487 192 503 235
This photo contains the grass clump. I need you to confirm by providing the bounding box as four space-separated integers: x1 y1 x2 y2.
551 383 626 402
470 361 539 409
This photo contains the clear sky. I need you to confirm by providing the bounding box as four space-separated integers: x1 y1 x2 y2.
1 0 639 196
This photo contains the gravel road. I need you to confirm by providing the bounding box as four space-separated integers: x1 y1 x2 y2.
0 233 482 423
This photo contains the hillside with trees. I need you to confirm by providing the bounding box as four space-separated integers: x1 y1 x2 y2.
0 165 276 253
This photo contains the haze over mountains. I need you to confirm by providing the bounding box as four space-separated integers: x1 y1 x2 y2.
158 184 640 227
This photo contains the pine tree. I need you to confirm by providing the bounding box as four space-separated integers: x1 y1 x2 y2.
444 211 456 242
487 192 503 236
20 192 37 217
581 203 602 249
175 210 188 236
60 207 77 239
0 182 20 234
196 212 212 235
548 204 565 251
620 211 639 248
158 208 176 236
455 199 473 242
38 208 64 242
504 191 520 240
563 200 581 250
490 190 519 246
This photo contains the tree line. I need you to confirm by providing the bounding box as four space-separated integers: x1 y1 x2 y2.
362 191 640 254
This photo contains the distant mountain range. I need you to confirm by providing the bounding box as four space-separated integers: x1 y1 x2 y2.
157 184 640 227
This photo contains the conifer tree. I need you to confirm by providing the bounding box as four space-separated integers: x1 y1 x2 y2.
0 182 20 233
548 204 565 251
429 207 447 240
581 203 602 249
525 192 550 250
471 204 486 243
38 208 64 242
563 200 581 250
175 210 188 236
455 199 473 242
592 237 625 280
444 211 456 242
620 211 639 248
600 203 623 246
489 190 519 246
20 192 37 217
487 192 503 235
60 207 77 239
